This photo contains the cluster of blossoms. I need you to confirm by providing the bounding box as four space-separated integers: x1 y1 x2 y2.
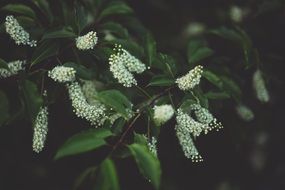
66 82 107 126
252 70 270 103
147 137 158 156
5 15 37 47
0 60 25 78
176 65 203 91
109 44 146 87
153 104 175 126
175 104 223 162
48 66 76 83
236 104 254 121
32 107 49 153
76 31 98 50
81 80 99 105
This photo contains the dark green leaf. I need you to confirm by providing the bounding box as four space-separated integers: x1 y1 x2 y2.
153 53 177 77
33 0 53 23
144 32 156 66
128 143 161 190
73 167 97 190
21 80 43 121
205 91 230 99
94 158 120 190
98 1 133 20
42 27 76 40
54 128 112 160
187 38 214 65
31 41 59 66
0 90 10 126
220 76 242 101
64 62 94 80
97 90 132 118
100 22 129 39
1 4 36 19
75 3 88 33
0 58 9 70
202 70 223 89
133 133 147 145
148 75 175 87
209 27 243 45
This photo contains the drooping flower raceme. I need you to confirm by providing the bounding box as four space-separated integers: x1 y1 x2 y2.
236 104 254 121
66 82 107 126
76 31 98 50
176 65 203 91
48 66 76 83
109 45 146 87
0 60 25 78
153 104 175 126
33 107 48 153
252 70 270 103
81 80 99 105
5 15 37 47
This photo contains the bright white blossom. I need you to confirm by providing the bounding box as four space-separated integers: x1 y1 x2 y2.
109 44 146 87
66 82 106 126
48 66 76 83
147 137 158 156
0 60 25 78
5 15 37 47
236 104 254 121
176 65 203 91
76 31 98 50
153 104 174 126
253 70 270 103
33 107 48 153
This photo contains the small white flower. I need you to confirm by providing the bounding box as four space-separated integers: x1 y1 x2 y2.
229 6 249 23
81 80 99 105
253 70 270 103
176 65 203 91
5 15 37 47
76 31 98 50
153 104 174 126
147 137 158 156
48 66 76 83
0 60 25 78
109 44 146 87
66 82 106 126
33 106 48 153
236 104 254 121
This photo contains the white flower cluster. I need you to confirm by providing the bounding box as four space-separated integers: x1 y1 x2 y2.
48 66 76 83
66 82 107 126
229 6 249 23
175 105 223 162
32 107 48 153
109 44 146 87
76 31 98 50
236 104 254 121
176 65 203 91
147 137 158 156
5 15 37 47
153 104 174 126
252 70 270 103
0 60 25 78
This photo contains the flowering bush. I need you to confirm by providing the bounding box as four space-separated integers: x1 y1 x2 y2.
0 0 277 189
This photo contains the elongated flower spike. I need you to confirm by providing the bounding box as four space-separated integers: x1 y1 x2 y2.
5 15 37 47
148 137 158 156
0 60 25 78
176 65 203 91
48 66 76 83
76 31 98 50
33 106 49 153
252 70 270 103
153 104 175 126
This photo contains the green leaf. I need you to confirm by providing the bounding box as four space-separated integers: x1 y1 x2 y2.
220 76 242 101
187 38 214 65
94 158 120 190
54 128 112 160
1 4 36 19
144 32 156 66
133 133 147 145
153 53 177 77
74 3 88 33
128 144 161 190
100 22 129 39
21 80 43 121
98 1 133 20
63 62 94 80
31 41 59 66
0 91 10 126
209 27 243 45
148 75 175 87
0 58 9 70
33 0 53 23
204 91 230 99
97 90 132 118
202 70 223 89
42 27 76 40
73 167 97 190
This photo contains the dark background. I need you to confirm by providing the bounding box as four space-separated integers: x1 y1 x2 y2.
1 0 285 189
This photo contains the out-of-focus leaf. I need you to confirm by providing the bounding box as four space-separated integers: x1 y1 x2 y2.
33 0 53 23
128 143 161 190
97 90 132 118
31 41 59 66
220 76 242 101
54 128 112 160
64 62 94 80
0 90 10 126
42 27 76 40
209 27 243 45
73 167 97 190
153 53 177 77
111 117 126 135
1 4 36 19
148 75 175 87
100 22 129 39
21 80 43 121
144 32 156 66
94 158 120 190
0 58 9 70
98 1 133 20
187 39 214 65
202 70 223 89
75 3 88 33
133 133 147 145
205 91 230 99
